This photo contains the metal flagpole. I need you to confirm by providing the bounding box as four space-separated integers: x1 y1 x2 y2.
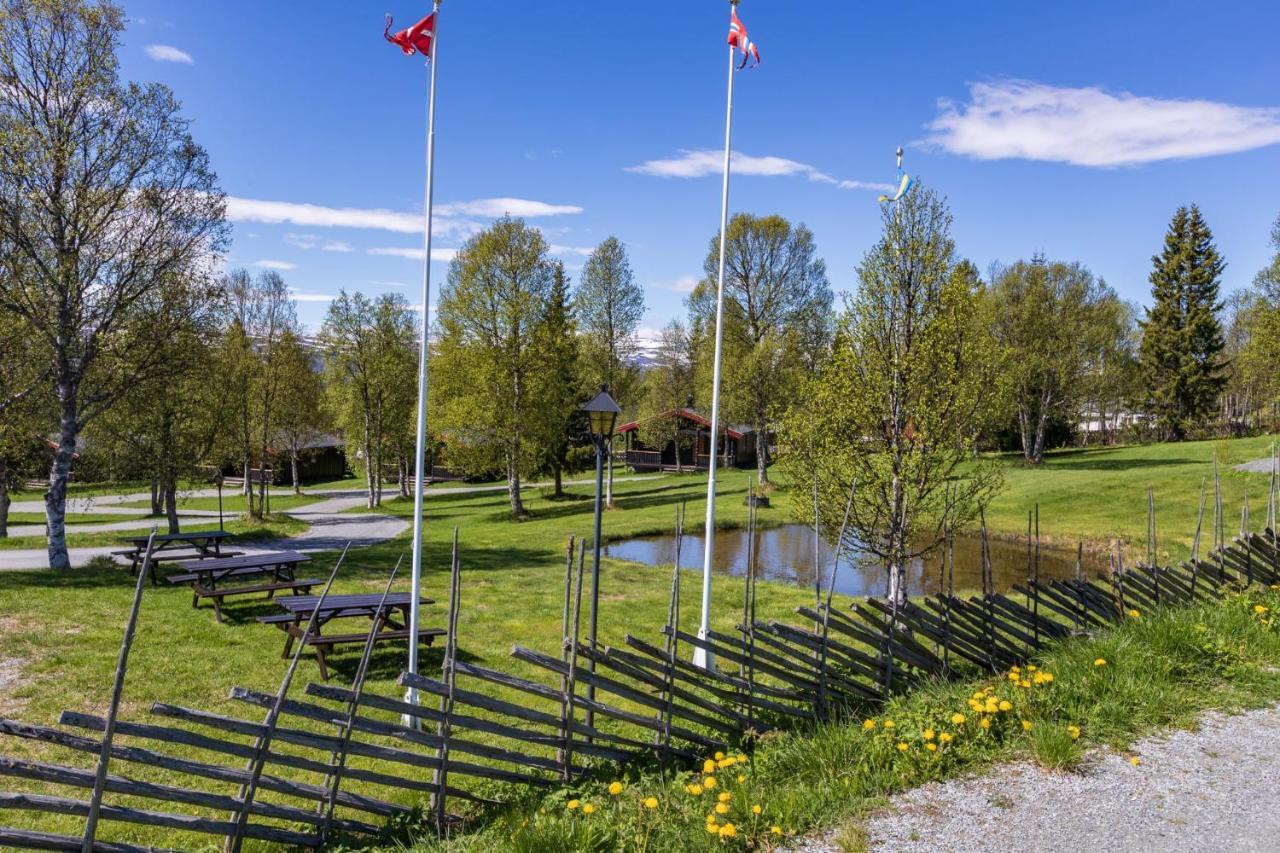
405 0 442 723
694 0 739 670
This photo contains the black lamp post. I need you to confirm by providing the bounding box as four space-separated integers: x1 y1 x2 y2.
581 385 620 730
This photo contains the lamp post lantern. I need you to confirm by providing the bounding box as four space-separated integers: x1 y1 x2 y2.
581 385 620 730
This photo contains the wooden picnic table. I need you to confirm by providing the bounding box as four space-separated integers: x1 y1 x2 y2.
166 551 318 623
116 530 234 585
261 592 442 680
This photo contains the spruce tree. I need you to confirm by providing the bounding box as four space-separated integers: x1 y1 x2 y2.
1139 205 1227 440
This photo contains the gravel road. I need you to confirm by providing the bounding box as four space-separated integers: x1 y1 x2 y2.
795 705 1280 853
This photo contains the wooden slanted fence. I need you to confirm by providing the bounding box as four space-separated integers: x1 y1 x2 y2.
3 484 1280 850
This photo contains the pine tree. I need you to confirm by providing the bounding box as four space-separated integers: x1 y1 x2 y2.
1139 205 1227 440
535 262 581 498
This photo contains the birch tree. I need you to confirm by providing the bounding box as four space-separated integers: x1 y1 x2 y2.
0 0 227 567
781 185 1002 605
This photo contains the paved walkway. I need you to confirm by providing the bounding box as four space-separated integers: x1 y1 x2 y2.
794 705 1280 853
0 475 664 570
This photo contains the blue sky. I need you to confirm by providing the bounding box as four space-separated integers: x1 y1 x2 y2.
119 2 1280 339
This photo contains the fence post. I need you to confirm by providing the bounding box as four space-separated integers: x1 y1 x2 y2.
557 536 575 779
432 529 461 832
82 529 157 853
225 543 350 853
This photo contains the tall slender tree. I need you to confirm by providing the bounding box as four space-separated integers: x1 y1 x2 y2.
1139 205 1227 440
533 261 580 497
636 320 697 472
0 0 227 567
781 185 1002 606
433 217 555 516
576 236 644 504
274 331 327 493
689 214 831 483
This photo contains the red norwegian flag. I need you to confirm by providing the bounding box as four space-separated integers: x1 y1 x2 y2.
384 12 435 58
726 9 760 69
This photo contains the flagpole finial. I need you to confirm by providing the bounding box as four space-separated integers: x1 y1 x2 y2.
895 146 904 168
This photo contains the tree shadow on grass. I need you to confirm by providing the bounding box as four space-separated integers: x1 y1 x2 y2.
1034 446 1208 472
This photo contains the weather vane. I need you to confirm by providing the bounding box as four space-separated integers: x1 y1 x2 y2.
878 145 914 205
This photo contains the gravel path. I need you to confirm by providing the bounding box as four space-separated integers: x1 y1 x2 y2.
1235 457 1276 474
796 705 1280 853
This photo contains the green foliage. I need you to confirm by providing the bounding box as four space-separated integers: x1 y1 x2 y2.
320 290 416 508
780 185 1003 594
635 321 697 469
988 257 1134 462
575 236 645 408
531 262 584 493
688 213 832 482
1139 205 1228 440
433 217 560 516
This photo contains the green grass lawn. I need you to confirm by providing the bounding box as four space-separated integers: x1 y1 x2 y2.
4 511 153 525
0 513 307 551
0 437 1277 849
117 491 326 514
984 434 1276 561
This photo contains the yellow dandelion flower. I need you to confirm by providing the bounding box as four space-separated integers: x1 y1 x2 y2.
1094 658 1107 667
1010 665 1021 673
971 691 984 700
1128 609 1140 618
923 728 935 741
863 719 877 730
1019 679 1032 688
706 822 720 834
703 759 717 774
715 802 730 815
951 713 966 725
719 823 737 838
1021 720 1033 731
715 751 726 761
1007 672 1020 681
752 804 763 815
926 742 938 752
644 796 658 809
718 757 736 769
999 700 1013 712
1130 757 1141 766
1255 604 1269 614
583 803 595 815
1027 665 1037 672
608 781 624 796
736 774 745 783
883 719 895 729
704 775 717 789
979 717 991 730
567 799 580 810
772 825 783 835
1067 725 1081 739
718 792 732 803
686 784 704 796
939 732 954 743
897 741 909 751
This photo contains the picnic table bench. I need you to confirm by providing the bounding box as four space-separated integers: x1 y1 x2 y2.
259 592 443 681
166 551 318 623
118 530 235 585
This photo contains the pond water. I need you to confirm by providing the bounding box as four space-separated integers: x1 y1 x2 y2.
603 524 1108 598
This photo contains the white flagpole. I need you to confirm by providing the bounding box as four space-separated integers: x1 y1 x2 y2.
405 0 442 722
693 1 739 670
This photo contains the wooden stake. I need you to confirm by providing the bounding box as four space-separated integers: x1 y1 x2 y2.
432 528 461 831
225 542 350 853
82 528 157 853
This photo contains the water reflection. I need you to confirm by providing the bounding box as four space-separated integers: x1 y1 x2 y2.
603 524 1106 597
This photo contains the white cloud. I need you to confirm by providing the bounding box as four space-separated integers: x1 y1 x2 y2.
626 149 892 192
226 196 581 243
926 79 1280 167
368 246 458 263
548 244 594 257
145 44 193 64
370 280 409 288
283 233 353 252
654 274 700 294
437 198 584 217
287 289 335 304
252 259 297 270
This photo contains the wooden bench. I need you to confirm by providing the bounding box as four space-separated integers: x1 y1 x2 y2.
166 551 313 622
193 577 322 623
301 627 447 681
